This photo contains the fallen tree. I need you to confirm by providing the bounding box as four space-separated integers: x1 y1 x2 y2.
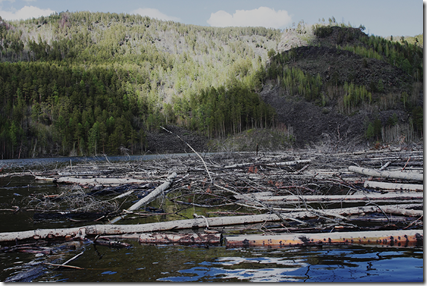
0 202 422 243
233 193 423 204
109 172 177 223
363 181 423 191
225 229 423 248
348 166 423 181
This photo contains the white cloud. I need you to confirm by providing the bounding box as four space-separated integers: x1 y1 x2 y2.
131 8 180 22
0 5 55 21
207 7 292 29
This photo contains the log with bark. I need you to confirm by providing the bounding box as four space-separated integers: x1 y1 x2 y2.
363 181 423 191
225 229 423 248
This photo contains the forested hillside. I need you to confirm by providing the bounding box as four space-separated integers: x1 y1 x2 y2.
0 11 279 158
0 12 423 158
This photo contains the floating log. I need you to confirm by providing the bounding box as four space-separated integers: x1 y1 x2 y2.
348 166 423 181
225 230 423 248
2 202 423 243
138 233 221 245
364 181 423 191
0 213 281 242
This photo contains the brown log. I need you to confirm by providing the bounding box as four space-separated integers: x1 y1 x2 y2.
364 181 423 191
138 233 221 245
225 230 423 248
348 166 423 181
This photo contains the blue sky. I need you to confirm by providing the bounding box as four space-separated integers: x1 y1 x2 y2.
0 0 423 37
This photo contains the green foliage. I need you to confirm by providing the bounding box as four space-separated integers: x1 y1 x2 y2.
365 117 382 141
411 106 423 133
313 25 333 38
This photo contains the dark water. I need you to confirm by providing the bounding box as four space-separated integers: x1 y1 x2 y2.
0 157 424 282
0 153 197 170
2 242 423 282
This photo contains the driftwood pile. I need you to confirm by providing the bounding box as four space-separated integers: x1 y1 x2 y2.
0 145 423 249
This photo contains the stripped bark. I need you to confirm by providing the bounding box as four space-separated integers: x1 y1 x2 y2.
348 166 423 181
1 202 422 243
233 193 423 204
35 176 151 186
223 159 311 169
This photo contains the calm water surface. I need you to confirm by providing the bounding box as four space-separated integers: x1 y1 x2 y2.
0 156 423 282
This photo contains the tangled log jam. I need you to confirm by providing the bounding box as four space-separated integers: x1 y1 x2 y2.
0 144 423 250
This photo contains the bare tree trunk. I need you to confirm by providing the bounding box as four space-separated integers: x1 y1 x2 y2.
225 230 423 248
109 172 177 224
364 181 423 191
1 203 422 243
349 166 423 181
233 193 423 204
138 233 221 245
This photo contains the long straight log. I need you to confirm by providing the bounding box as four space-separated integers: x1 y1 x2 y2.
364 181 423 191
109 172 177 224
348 166 423 181
225 230 423 248
35 176 152 186
234 193 423 204
223 159 311 169
138 233 221 245
0 213 281 242
0 202 423 243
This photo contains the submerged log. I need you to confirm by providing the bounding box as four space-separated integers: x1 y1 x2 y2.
348 166 423 181
225 229 423 248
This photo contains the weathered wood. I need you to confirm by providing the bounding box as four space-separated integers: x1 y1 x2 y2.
234 193 423 204
348 166 423 181
223 159 311 169
0 202 423 243
225 230 423 248
35 176 151 186
109 172 177 224
0 213 283 242
138 233 221 245
364 181 423 191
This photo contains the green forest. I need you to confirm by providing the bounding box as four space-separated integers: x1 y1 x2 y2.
0 12 279 158
0 12 423 159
